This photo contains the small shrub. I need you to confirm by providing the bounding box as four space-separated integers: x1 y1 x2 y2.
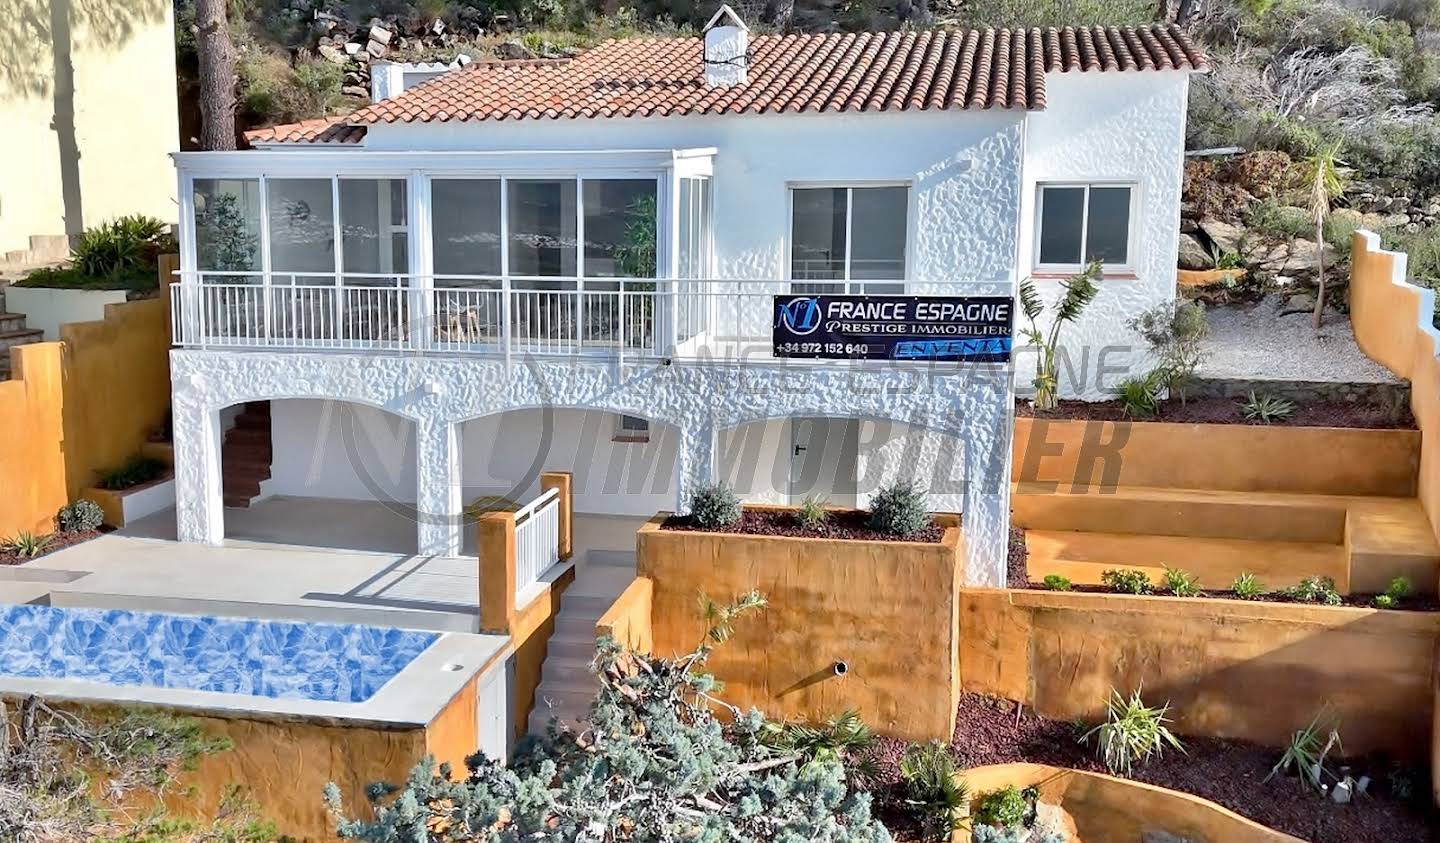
1241 391 1296 424
1127 300 1209 403
1161 566 1201 597
1041 574 1073 592
1116 369 1164 419
687 482 741 530
98 456 168 491
899 741 967 841
56 499 104 533
2 531 53 559
1081 687 1184 777
72 215 170 280
1282 576 1343 606
1019 262 1102 410
1101 568 1152 595
760 708 873 770
867 481 930 537
1385 576 1414 601
971 784 1034 829
795 494 830 530
1231 572 1265 599
973 821 1068 843
1374 594 1396 609
1266 710 1342 791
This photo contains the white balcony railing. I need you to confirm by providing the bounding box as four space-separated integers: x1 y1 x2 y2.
513 486 561 605
169 271 991 362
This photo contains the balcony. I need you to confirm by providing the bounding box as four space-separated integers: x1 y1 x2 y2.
168 272 997 363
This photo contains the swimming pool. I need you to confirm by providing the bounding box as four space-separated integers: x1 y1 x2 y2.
0 605 438 703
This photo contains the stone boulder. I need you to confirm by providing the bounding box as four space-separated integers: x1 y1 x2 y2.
1198 218 1245 254
1177 232 1213 270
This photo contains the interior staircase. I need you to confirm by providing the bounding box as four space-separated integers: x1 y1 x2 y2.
221 402 273 508
527 550 637 735
0 285 46 382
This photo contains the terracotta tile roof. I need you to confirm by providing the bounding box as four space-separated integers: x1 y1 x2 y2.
252 25 1206 142
244 116 367 145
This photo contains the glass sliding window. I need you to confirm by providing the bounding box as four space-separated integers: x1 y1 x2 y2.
193 178 262 275
431 179 502 280
676 177 713 344
266 178 336 279
582 179 657 278
790 185 908 293
1036 184 1134 269
507 179 577 279
339 178 408 283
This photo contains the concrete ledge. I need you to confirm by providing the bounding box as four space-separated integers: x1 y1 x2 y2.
84 474 175 528
963 763 1303 843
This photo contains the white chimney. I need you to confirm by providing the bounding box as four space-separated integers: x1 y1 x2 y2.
703 5 749 88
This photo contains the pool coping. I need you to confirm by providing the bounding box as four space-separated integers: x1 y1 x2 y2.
0 630 510 729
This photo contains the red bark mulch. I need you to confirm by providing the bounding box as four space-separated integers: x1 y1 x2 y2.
1017 397 1415 429
0 529 105 566
661 508 943 543
1024 581 1440 612
866 694 1438 843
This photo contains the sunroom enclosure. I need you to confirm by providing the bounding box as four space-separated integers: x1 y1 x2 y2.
172 149 716 360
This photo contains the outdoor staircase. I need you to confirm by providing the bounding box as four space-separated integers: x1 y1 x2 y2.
527 550 637 735
0 285 45 382
222 402 273 508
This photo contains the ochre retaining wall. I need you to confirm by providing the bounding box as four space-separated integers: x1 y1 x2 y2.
0 344 68 535
1014 416 1419 496
636 510 964 741
963 763 1303 843
596 576 654 653
959 588 1439 759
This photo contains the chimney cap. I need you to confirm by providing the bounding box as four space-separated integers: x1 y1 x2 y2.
703 4 749 32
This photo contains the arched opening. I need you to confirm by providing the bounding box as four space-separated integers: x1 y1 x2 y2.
457 408 679 560
217 398 419 554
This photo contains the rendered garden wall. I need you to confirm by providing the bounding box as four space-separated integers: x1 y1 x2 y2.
636 511 964 741
958 588 1438 759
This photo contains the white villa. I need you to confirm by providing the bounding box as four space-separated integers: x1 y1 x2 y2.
168 12 1208 587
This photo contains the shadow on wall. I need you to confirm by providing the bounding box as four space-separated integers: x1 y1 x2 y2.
0 0 167 237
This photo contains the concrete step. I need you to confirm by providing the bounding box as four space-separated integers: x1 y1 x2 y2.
586 549 637 568
1025 529 1349 592
552 613 600 642
222 463 272 483
224 427 271 446
0 328 43 351
0 313 25 333
569 564 637 600
546 637 597 664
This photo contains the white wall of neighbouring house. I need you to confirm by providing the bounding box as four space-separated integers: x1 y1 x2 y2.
458 409 680 516
2 287 129 340
266 399 418 503
0 0 179 255
1017 70 1192 400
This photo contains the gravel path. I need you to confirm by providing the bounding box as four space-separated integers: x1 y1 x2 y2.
1197 295 1401 383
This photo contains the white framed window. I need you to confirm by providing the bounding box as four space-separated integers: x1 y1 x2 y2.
1034 183 1136 272
613 414 651 442
788 184 908 294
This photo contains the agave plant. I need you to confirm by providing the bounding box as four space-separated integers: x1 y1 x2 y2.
1020 261 1102 411
2 531 53 559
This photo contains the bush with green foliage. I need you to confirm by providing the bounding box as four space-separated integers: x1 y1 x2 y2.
1231 572 1265 599
1080 687 1184 777
972 785 1032 829
1374 593 1397 609
1241 391 1296 424
760 708 874 772
899 741 967 841
1116 369 1165 419
1100 568 1152 595
1282 575 1344 606
867 481 931 536
327 592 892 843
1041 574 1073 592
796 494 830 530
56 499 104 533
688 481 742 529
1161 566 1201 598
1127 300 1209 405
22 215 172 291
1376 576 1413 608
99 455 169 491
240 50 345 125
1382 225 1440 327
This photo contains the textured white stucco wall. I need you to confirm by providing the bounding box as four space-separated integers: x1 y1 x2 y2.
1016 71 1191 400
170 349 1013 586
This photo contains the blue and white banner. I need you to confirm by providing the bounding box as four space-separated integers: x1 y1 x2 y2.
772 295 1013 361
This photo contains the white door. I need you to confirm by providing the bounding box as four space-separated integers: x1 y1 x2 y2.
788 418 859 507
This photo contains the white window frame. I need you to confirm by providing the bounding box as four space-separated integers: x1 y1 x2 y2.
785 182 912 292
1033 182 1139 275
613 413 651 443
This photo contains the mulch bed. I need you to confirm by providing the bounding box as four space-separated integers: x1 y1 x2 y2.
0 528 105 566
865 693 1438 843
1017 397 1415 430
660 508 943 543
1024 582 1440 612
1006 526 1029 588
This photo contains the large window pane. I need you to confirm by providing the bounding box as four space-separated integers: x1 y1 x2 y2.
850 186 907 281
790 188 847 282
193 178 261 273
267 178 335 277
1037 187 1085 266
508 179 577 277
583 179 656 278
431 179 501 278
340 178 408 277
1085 186 1131 264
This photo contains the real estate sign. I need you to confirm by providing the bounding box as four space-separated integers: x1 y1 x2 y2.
772 295 1013 361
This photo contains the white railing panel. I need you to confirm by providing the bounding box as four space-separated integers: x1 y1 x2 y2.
513 487 561 604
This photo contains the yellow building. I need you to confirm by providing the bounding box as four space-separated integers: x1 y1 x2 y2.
0 0 179 257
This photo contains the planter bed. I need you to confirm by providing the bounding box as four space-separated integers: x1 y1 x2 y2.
660 506 944 543
84 472 175 529
1025 581 1440 611
0 529 105 565
867 693 1438 843
1017 397 1414 429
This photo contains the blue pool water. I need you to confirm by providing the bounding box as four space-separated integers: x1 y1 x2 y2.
0 605 438 703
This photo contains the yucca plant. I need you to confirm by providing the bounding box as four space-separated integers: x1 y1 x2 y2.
1080 687 1184 776
3 531 54 559
795 494 830 530
1020 261 1102 411
1161 566 1201 597
1231 572 1265 599
899 741 968 841
1117 369 1165 419
1266 710 1342 791
1241 391 1296 424
1304 141 1344 329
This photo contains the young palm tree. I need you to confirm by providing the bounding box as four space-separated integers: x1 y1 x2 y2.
1306 141 1344 328
1020 260 1102 411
